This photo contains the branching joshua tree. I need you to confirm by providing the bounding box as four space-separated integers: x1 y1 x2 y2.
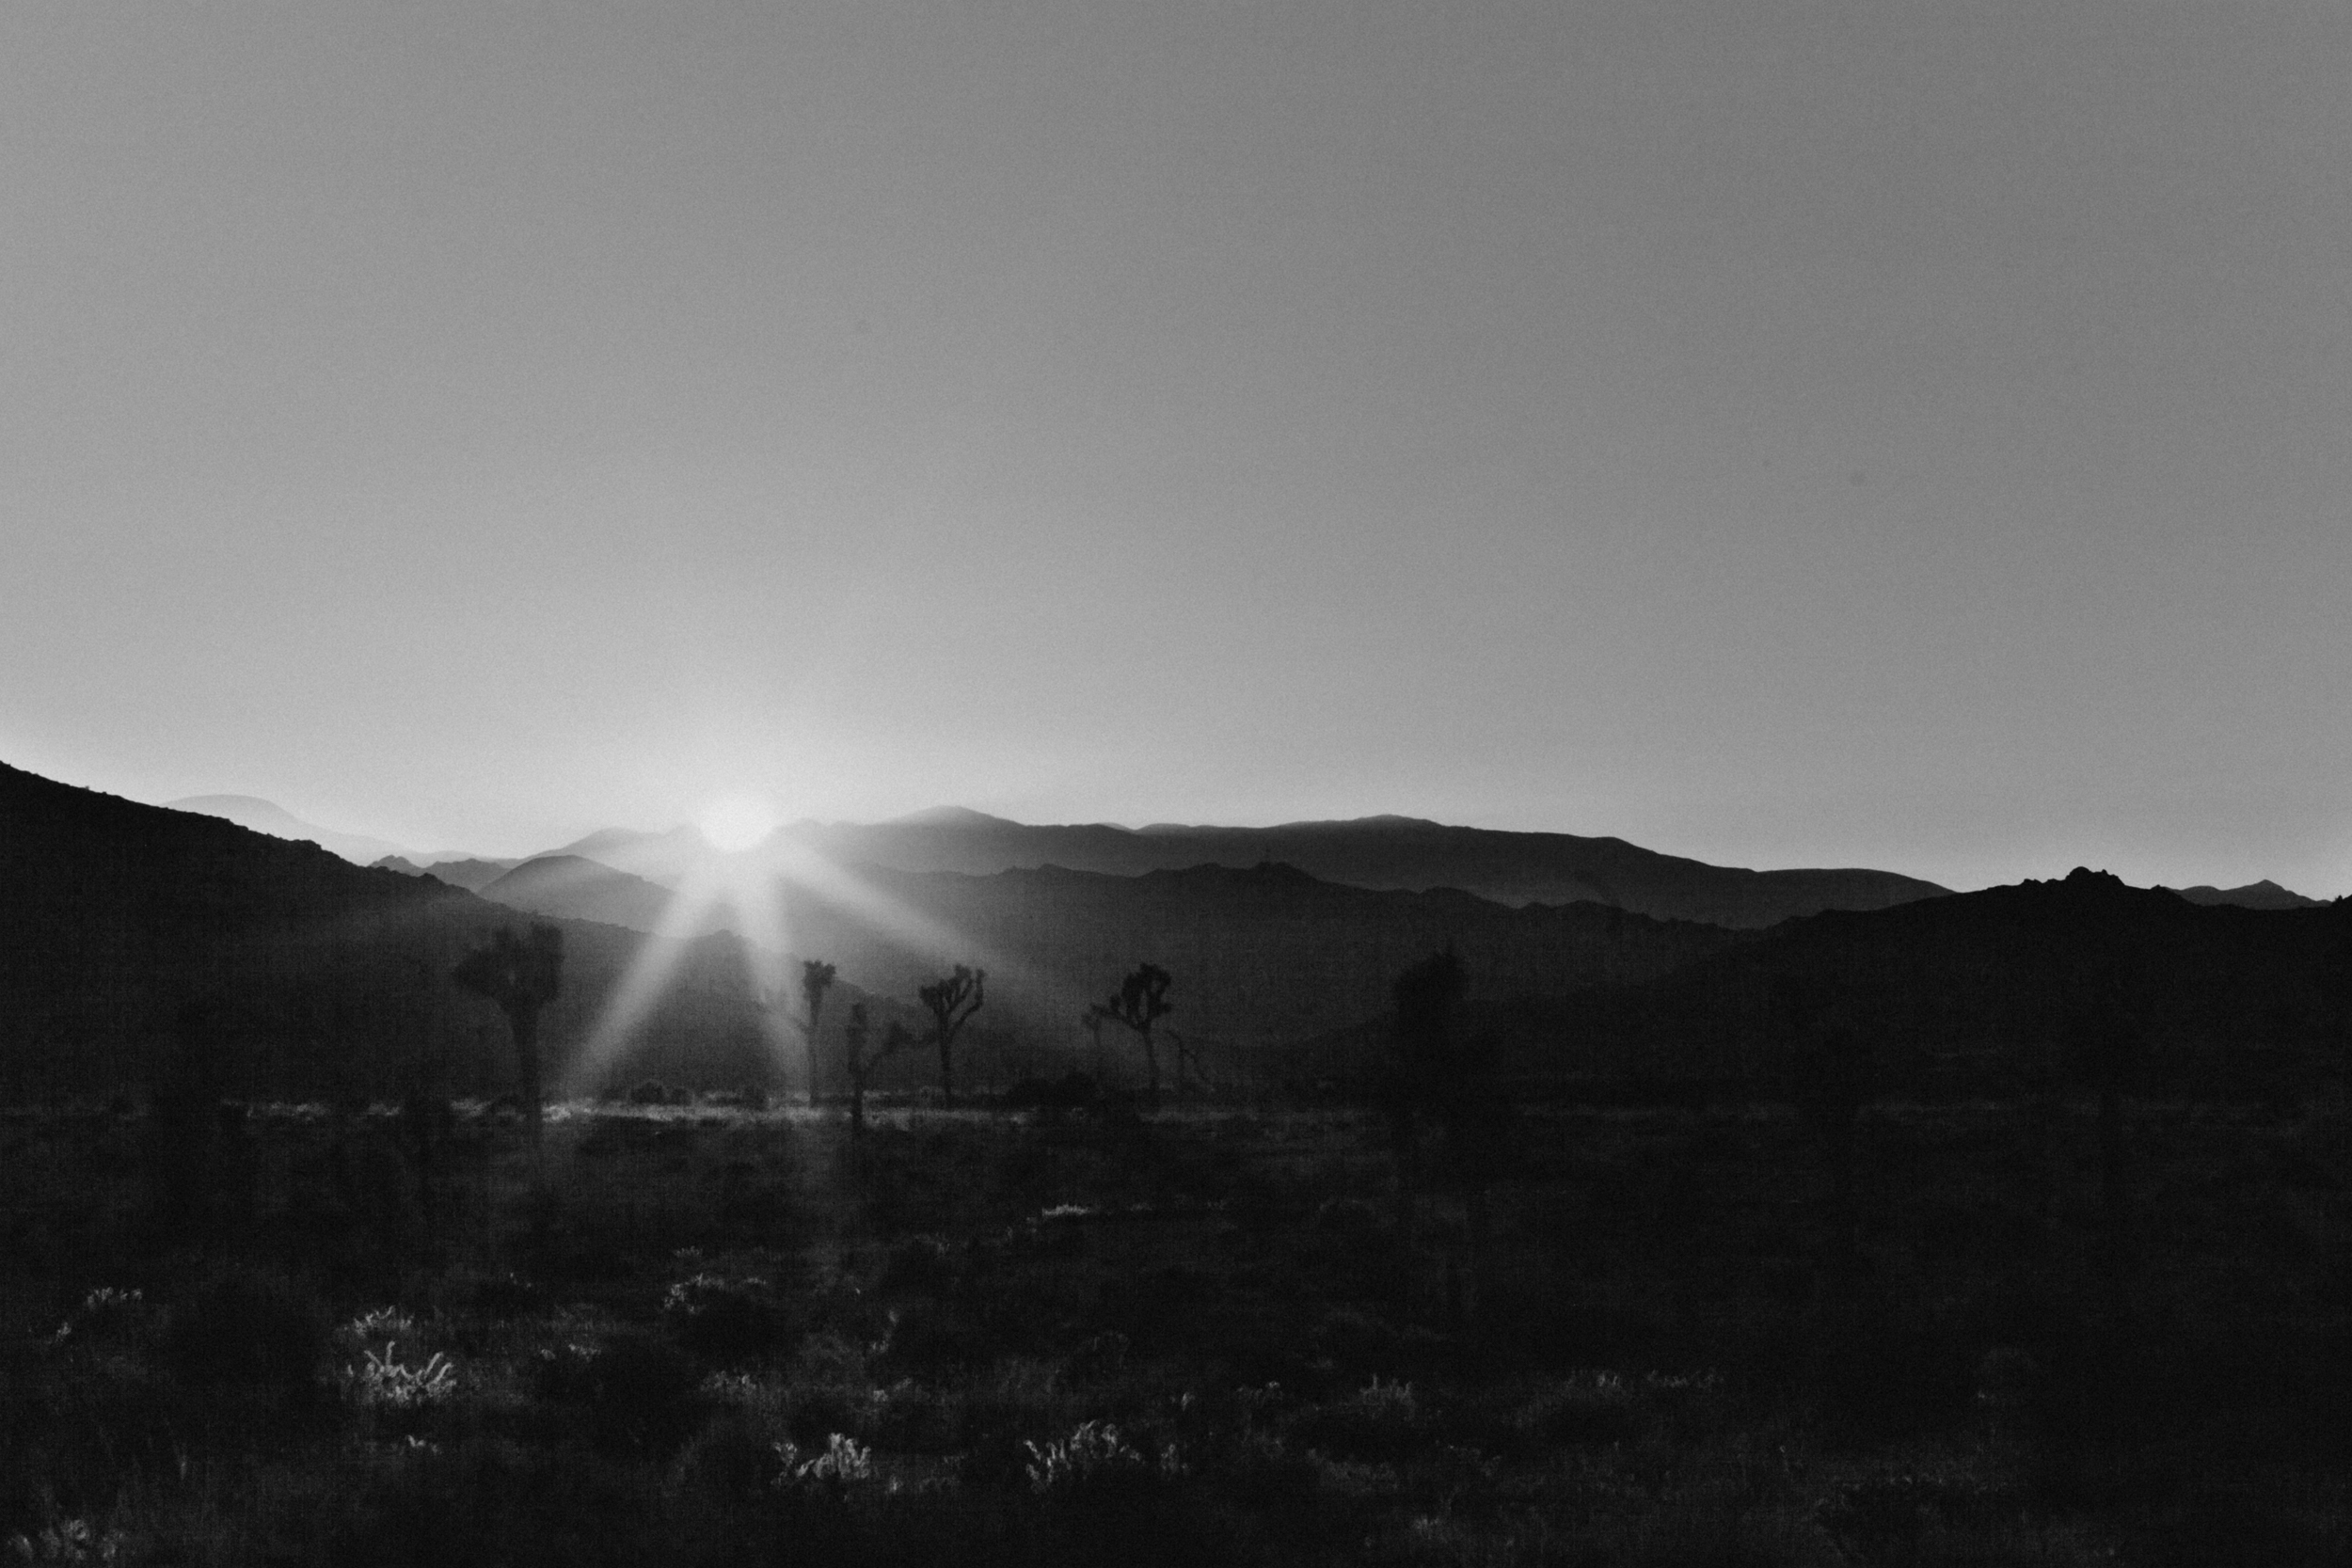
916 966 985 1107
839 1002 914 1136
453 923 563 1152
797 959 837 1103
1094 963 1174 1104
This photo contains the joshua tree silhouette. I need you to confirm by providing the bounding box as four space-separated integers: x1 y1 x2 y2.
839 1002 914 1136
452 923 563 1151
915 966 985 1107
797 959 836 1102
1093 963 1174 1104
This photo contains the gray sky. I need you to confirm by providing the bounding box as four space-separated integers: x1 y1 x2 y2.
5 0 2348 893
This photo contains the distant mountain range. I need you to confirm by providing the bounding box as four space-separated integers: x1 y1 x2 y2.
767 860 1745 1056
11 764 2337 1103
2168 879 2324 911
473 855 688 933
1483 867 2351 1095
164 794 417 866
371 856 516 892
8 768 780 1101
554 809 1952 929
166 794 509 874
164 795 2329 926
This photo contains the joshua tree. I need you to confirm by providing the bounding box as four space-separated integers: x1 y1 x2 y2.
1094 963 1174 1103
916 965 986 1107
453 923 563 1151
839 1002 914 1136
797 959 837 1102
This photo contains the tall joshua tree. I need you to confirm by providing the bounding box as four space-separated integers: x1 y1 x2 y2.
1094 963 1174 1104
916 966 985 1107
839 1002 915 1136
797 959 837 1103
453 923 563 1150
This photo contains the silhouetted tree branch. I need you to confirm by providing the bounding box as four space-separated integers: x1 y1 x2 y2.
798 959 836 1103
1095 963 1174 1104
916 966 985 1107
840 1002 914 1136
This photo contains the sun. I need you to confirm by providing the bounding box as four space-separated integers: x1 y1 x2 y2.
696 793 778 852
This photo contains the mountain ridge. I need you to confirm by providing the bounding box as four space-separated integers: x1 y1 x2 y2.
548 810 1948 928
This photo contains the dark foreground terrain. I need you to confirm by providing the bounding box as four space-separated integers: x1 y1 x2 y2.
3 1093 2346 1566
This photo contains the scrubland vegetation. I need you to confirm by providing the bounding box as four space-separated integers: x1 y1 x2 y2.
3 1079 2344 1566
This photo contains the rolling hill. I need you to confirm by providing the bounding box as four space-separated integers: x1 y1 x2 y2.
4 764 780 1101
551 811 1946 927
1484 867 2352 1095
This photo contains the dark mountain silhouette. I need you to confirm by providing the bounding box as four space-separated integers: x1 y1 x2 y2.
476 855 692 933
166 793 413 867
766 859 1746 1074
2168 879 2323 911
373 855 516 893
3 764 777 1101
1483 868 2350 1096
548 825 685 865
552 810 1947 927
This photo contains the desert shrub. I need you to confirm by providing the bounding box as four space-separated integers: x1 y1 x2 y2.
1025 1418 1152 1493
782 1381 879 1448
6 1518 131 1566
163 1269 326 1391
49 1287 151 1350
334 1307 459 1428
773 1432 877 1490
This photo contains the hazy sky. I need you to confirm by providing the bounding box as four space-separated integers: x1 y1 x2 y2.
5 1 2348 893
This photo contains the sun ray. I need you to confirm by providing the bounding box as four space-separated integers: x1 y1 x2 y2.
560 860 728 1097
723 857 805 1096
543 815 1066 1109
762 838 1033 985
